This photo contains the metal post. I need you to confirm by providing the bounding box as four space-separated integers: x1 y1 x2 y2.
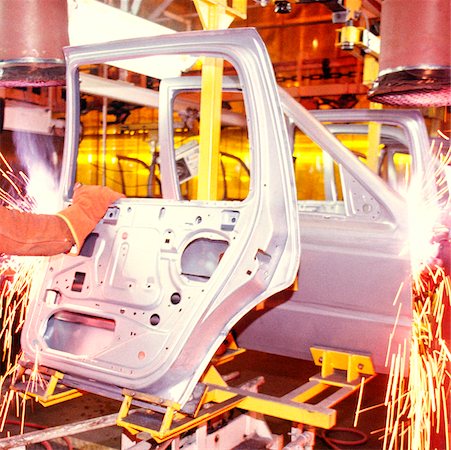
192 0 246 200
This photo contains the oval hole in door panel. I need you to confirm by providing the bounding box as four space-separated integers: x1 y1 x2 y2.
181 238 229 282
44 311 115 356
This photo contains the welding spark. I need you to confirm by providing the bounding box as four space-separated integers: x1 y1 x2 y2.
355 138 451 449
0 138 60 434
406 141 451 279
0 254 45 432
13 131 61 214
383 138 451 449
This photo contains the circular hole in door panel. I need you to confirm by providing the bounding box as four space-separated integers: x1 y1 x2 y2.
181 238 229 282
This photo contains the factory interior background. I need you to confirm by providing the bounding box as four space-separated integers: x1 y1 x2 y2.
0 0 449 449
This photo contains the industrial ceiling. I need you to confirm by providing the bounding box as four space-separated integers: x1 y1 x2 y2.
0 0 448 132
99 0 384 109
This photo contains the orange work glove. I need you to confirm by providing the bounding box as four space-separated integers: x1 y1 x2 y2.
57 185 124 255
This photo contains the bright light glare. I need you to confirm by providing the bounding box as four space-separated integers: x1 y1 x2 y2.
24 170 60 214
406 174 442 277
0 138 61 431
13 132 61 214
383 137 451 449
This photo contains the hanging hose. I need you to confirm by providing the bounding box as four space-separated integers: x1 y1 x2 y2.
317 427 368 450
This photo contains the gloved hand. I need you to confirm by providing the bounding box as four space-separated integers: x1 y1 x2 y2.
57 184 125 255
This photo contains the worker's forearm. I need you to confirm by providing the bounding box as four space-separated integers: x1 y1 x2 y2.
0 206 74 256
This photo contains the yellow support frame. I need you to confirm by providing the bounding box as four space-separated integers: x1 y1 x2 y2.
364 54 383 173
192 0 247 200
211 332 247 366
115 346 376 443
12 366 83 407
10 347 376 443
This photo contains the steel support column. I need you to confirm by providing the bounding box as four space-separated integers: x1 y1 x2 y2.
192 0 246 200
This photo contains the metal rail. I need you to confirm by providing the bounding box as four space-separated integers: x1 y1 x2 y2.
0 412 118 449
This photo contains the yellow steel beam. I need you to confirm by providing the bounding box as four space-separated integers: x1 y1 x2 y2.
363 54 383 173
196 56 224 200
192 0 246 200
366 106 382 172
194 0 246 30
204 385 336 429
288 380 331 404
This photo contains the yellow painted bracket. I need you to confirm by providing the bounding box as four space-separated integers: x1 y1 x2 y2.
211 332 247 366
310 347 376 385
116 376 242 443
202 364 229 387
344 0 362 22
336 26 380 59
117 389 185 442
12 368 83 407
192 0 247 200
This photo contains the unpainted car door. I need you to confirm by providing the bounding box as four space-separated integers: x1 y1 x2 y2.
20 29 300 406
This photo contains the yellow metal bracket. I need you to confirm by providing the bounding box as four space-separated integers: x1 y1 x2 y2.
11 365 83 407
211 332 247 366
192 0 247 200
336 26 380 59
116 374 241 443
310 346 376 385
117 390 183 442
344 0 363 22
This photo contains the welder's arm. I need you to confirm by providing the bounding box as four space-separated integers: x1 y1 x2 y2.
0 207 75 256
0 185 124 256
